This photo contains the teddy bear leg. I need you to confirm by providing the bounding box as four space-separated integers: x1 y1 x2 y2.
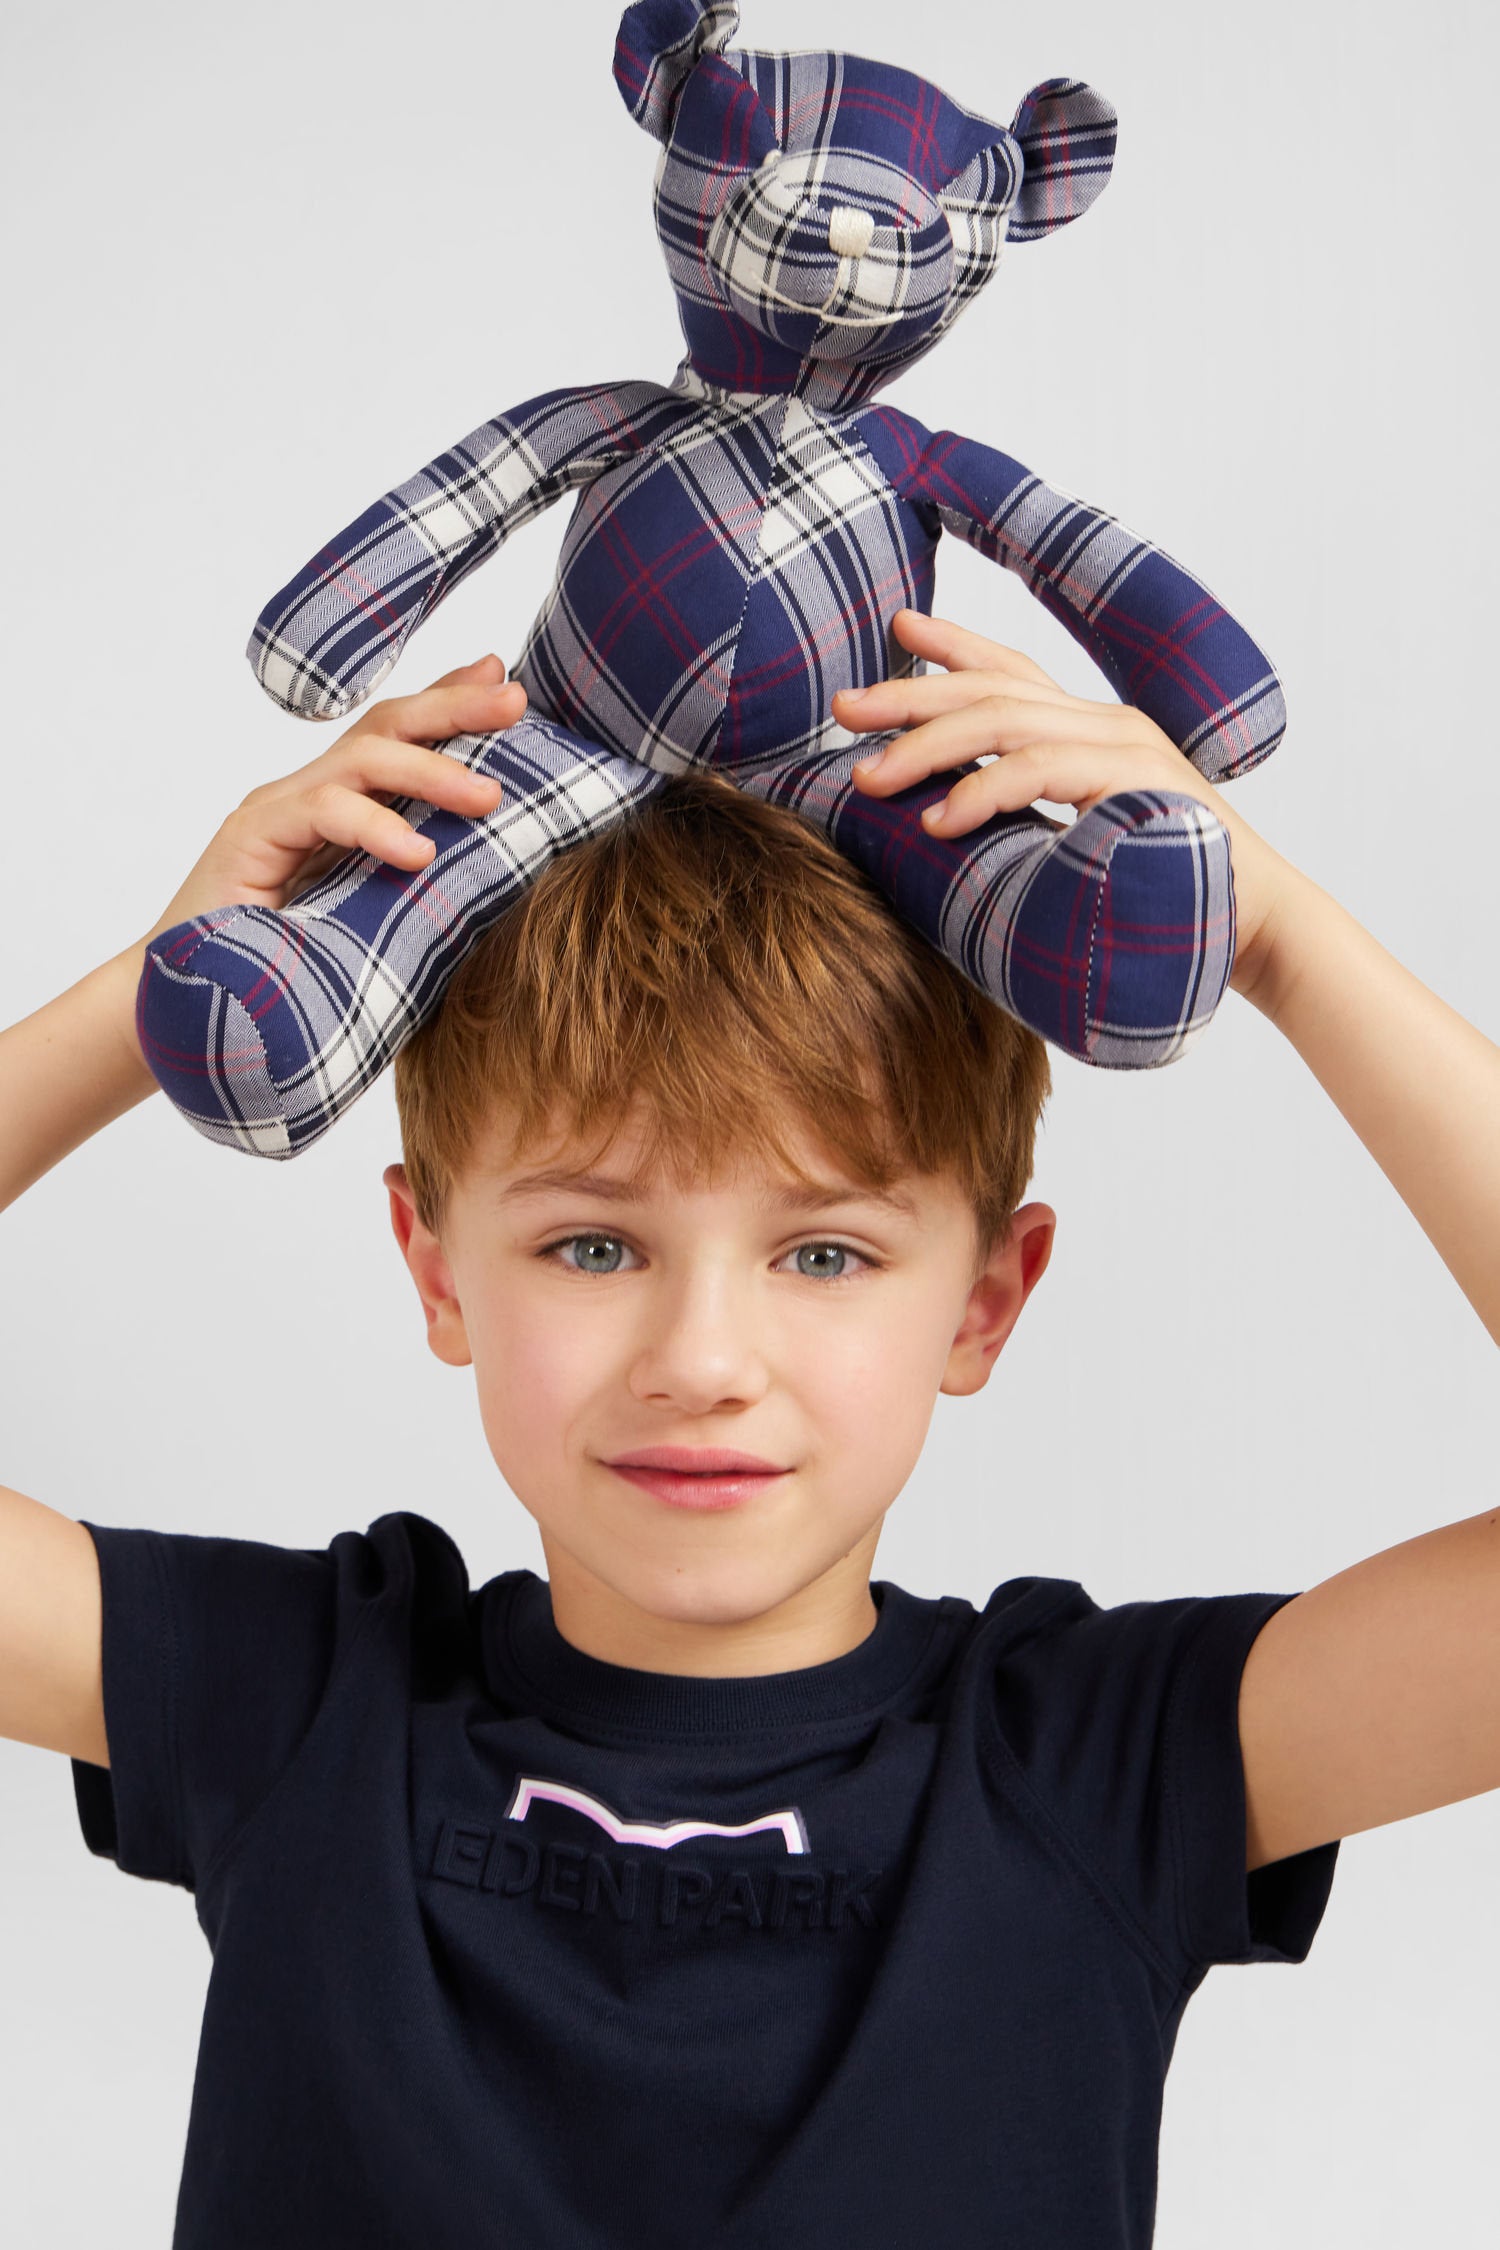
137 718 669 1157
739 746 1236 1068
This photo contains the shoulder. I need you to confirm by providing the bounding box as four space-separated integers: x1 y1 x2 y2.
849 401 938 490
959 1574 1296 1759
85 1507 534 1680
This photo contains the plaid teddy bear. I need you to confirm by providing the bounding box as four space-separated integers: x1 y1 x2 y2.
139 0 1283 1157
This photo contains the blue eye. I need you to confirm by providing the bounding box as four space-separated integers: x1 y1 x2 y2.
542 1235 872 1282
550 1233 634 1275
784 1242 867 1282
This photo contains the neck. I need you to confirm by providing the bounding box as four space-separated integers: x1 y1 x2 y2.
539 1530 884 1677
674 336 898 417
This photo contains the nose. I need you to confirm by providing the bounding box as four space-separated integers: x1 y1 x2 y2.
827 205 875 259
627 1264 772 1413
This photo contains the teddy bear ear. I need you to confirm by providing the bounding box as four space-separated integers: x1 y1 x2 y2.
613 0 740 141
1007 78 1118 243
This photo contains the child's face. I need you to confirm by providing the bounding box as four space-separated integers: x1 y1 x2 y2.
384 1101 1054 1668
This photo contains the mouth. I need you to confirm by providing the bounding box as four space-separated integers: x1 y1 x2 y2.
603 1447 791 1513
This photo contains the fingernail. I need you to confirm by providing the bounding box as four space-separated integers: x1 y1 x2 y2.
853 750 886 773
921 802 946 829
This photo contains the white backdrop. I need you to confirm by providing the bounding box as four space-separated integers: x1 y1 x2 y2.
2 0 1497 2240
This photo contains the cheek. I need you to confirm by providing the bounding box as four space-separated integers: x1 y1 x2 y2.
799 1283 954 1463
462 1287 599 1476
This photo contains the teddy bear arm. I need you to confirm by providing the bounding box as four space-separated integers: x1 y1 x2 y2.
884 421 1287 786
246 380 684 724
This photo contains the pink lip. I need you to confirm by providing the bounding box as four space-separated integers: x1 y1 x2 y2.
607 1446 787 1473
604 1446 791 1513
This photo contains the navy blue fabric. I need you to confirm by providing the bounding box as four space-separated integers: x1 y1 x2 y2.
71 1511 1337 2248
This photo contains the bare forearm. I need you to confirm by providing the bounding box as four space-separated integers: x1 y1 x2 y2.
1245 866 1500 1348
0 942 159 1213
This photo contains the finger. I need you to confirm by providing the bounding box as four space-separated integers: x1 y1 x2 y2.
849 695 1147 793
918 747 1105 835
266 780 442 870
919 742 1213 837
322 735 507 815
890 609 1062 689
836 669 1081 735
427 653 509 690
363 675 527 745
231 778 445 873
280 838 347 901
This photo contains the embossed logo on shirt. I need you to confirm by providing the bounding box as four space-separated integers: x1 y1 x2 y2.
428 1778 884 1934
504 1774 811 1854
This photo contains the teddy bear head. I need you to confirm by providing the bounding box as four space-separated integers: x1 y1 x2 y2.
613 0 1118 408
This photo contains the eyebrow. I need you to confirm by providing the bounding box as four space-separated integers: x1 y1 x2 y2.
496 1168 920 1221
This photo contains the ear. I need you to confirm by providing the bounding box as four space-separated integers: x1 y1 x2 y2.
383 1163 473 1369
1008 77 1118 243
940 1202 1056 1397
613 0 740 141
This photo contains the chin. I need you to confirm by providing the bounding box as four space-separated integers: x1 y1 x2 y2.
622 1547 810 1630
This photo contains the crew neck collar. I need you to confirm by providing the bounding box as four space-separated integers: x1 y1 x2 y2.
492 1570 945 1737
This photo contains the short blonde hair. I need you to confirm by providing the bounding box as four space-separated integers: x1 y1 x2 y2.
394 771 1050 1267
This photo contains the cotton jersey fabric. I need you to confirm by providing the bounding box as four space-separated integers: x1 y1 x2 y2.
70 1509 1338 2249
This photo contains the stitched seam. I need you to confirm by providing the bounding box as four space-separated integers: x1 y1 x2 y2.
499 1595 957 1749
1083 794 1183 1059
194 1602 381 1900
146 918 225 978
1162 1595 1288 1966
146 1537 191 1891
424 444 628 617
979 1713 1188 1999
1161 1604 1229 1965
975 1589 1191 1997
704 394 794 764
143 928 277 1096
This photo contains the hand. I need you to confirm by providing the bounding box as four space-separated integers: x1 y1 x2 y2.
835 610 1298 1006
142 656 525 943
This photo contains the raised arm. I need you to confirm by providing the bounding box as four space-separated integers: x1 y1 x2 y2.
0 663 522 1764
1234 863 1500 1866
0 663 525 1213
864 408 1286 786
836 608 1500 1872
249 380 683 722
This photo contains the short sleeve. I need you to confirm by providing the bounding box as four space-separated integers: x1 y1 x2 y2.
984 1586 1340 1976
70 1520 343 1892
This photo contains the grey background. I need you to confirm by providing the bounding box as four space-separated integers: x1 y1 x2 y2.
2 0 1497 2238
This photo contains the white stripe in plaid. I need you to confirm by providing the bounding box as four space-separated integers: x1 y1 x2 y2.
713 397 926 767
249 383 690 721
861 412 1287 784
705 134 956 362
138 722 667 1156
513 389 790 772
156 14 1283 1155
1008 79 1118 244
741 748 1235 1069
613 0 739 142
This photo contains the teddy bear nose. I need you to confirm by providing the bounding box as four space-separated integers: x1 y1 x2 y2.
827 205 876 260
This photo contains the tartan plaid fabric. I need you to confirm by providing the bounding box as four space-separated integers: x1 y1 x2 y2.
740 752 1235 1073
652 47 1088 412
248 382 689 724
137 721 669 1157
857 409 1286 784
139 1 1278 1155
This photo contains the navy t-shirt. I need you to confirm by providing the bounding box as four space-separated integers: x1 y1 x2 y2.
70 1509 1337 2248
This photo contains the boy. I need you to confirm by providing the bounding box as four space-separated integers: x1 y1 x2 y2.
2 618 1497 2247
